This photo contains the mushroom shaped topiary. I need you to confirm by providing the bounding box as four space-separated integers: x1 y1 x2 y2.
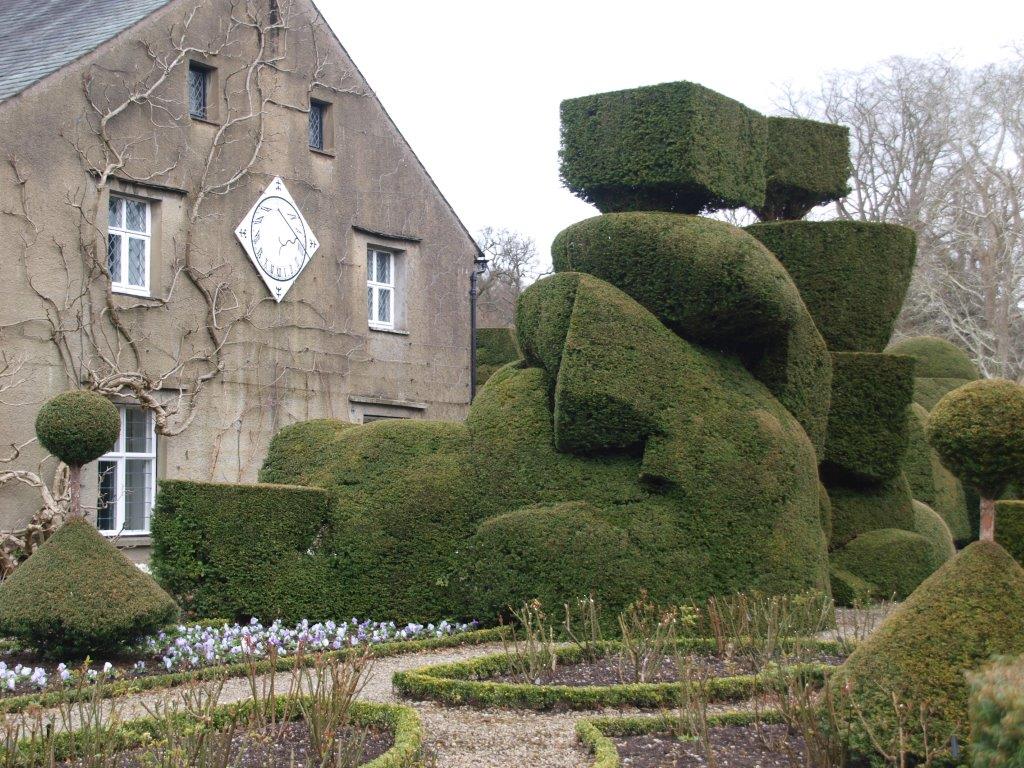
35 390 119 519
927 379 1024 542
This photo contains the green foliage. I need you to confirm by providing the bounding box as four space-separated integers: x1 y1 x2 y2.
754 116 851 221
928 379 1024 498
905 403 972 542
969 655 1024 768
0 519 178 656
151 481 333 622
914 376 976 411
829 565 877 607
559 81 767 214
996 501 1024 565
832 542 1024 761
476 327 519 386
823 352 915 483
830 528 938 600
886 336 980 379
258 419 355 485
34 390 120 467
819 481 832 545
827 474 914 552
464 503 644 620
911 500 956 569
551 213 831 453
746 221 917 353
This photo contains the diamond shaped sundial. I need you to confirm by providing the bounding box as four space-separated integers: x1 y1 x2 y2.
234 177 319 302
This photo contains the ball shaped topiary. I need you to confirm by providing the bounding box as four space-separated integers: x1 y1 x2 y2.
35 391 119 467
928 379 1024 541
830 528 938 601
886 336 980 380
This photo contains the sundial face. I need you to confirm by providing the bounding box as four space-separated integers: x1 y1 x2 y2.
234 177 319 302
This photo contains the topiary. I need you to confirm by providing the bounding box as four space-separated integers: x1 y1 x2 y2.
905 403 972 542
475 327 519 386
35 390 120 519
830 528 938 600
886 336 980 380
995 500 1024 565
746 221 916 353
753 116 851 221
826 474 915 549
832 541 1024 761
911 500 956 570
559 81 767 214
928 379 1024 542
0 518 178 656
969 654 1024 768
829 564 877 607
551 213 831 454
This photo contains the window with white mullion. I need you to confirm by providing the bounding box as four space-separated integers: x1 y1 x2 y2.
96 405 156 535
367 248 395 329
107 195 151 296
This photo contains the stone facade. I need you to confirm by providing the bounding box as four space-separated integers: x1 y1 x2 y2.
0 0 477 560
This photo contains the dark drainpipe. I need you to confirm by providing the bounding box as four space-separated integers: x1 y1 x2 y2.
469 254 489 401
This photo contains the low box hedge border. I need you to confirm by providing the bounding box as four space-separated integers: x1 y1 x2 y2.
576 709 782 768
5 695 423 768
393 639 837 711
0 627 503 715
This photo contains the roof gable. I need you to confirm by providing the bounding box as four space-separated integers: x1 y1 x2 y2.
0 0 173 102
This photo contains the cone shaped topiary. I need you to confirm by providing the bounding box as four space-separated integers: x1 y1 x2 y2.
831 541 1024 761
0 518 178 657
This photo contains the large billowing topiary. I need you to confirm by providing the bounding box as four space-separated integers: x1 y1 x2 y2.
830 527 939 600
475 327 519 386
754 117 851 221
832 542 1024 761
551 213 831 454
822 352 915 483
0 519 178 656
746 221 916 353
905 402 972 542
827 474 914 549
928 379 1024 541
559 81 767 214
911 499 956 569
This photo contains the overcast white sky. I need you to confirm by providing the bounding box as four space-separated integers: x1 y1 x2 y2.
317 0 1024 268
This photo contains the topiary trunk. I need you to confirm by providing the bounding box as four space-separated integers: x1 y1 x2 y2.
68 464 82 519
980 496 996 542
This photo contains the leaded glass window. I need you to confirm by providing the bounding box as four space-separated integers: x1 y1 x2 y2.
107 194 151 296
309 101 325 150
95 405 156 535
188 63 208 119
367 248 396 329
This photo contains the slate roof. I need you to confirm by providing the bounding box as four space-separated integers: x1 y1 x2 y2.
0 0 174 102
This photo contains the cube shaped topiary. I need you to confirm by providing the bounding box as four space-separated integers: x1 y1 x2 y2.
754 116 851 221
559 81 767 214
823 352 915 483
0 519 178 656
746 221 916 353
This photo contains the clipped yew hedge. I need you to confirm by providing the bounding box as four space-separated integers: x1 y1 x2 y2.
830 528 938 600
747 221 916 353
969 655 1024 768
996 501 1024 565
822 352 915 484
826 474 915 549
475 327 519 386
754 116 851 221
560 81 767 214
151 481 334 622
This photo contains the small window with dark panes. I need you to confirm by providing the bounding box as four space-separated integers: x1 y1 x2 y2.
188 62 209 120
309 100 326 151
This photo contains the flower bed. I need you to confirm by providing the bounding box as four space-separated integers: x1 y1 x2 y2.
0 620 500 714
393 638 840 711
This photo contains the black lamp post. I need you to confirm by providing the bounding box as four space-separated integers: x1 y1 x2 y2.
469 253 489 401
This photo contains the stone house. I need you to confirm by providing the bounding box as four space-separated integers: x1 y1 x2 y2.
0 0 479 561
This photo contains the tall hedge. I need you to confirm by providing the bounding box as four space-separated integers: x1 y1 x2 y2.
559 81 767 214
746 221 916 353
551 213 831 454
151 481 334 622
0 519 178 656
832 542 1024 761
475 327 519 386
754 117 851 221
822 352 915 483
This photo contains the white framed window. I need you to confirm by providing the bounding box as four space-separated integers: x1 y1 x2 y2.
96 405 156 536
107 195 151 296
367 248 395 329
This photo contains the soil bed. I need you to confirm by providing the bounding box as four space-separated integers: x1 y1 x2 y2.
491 651 845 686
614 723 805 768
61 722 393 767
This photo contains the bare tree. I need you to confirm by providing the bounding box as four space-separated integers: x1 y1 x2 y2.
780 53 1024 380
475 227 540 327
0 0 369 573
